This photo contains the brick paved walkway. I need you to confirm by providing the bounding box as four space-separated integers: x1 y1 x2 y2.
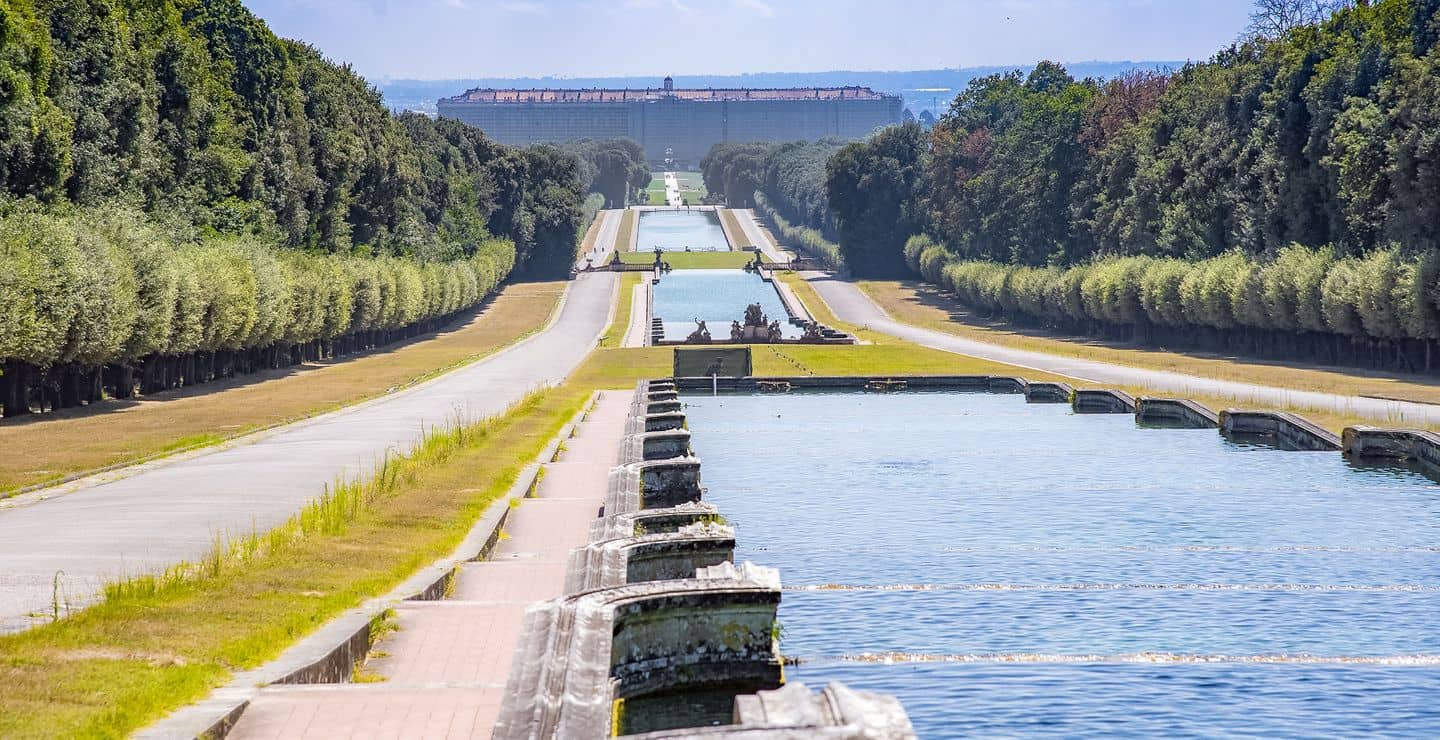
228 392 629 739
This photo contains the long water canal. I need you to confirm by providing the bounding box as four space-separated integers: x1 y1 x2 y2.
686 391 1440 736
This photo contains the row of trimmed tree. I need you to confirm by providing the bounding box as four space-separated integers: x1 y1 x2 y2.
907 235 1440 371
1 208 516 417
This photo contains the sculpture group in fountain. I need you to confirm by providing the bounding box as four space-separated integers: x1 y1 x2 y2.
727 302 782 343
685 319 711 343
652 248 672 273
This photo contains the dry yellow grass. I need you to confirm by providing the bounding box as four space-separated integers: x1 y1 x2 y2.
718 209 753 249
579 209 609 255
598 272 642 349
616 209 638 252
861 279 1440 410
0 282 565 495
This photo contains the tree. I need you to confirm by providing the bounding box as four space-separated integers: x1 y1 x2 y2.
825 122 926 277
1246 0 1352 40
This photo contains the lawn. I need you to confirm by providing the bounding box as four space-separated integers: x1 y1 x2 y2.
0 387 591 739
618 251 765 269
718 209 753 249
598 272 643 349
0 282 565 496
861 279 1440 410
615 209 638 252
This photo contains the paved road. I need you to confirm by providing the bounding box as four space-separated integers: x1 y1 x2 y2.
576 209 620 271
807 273 1440 425
0 271 618 633
733 209 788 262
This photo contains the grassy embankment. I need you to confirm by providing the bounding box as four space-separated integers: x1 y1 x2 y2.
615 209 638 252
645 172 706 206
598 272 644 349
0 386 593 739
717 209 753 250
618 251 764 270
0 282 565 496
766 273 1422 432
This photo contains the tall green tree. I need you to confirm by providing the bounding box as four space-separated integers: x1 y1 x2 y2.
825 122 926 276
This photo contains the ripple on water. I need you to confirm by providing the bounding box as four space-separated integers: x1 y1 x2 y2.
682 392 1440 736
783 661 1440 737
636 209 729 251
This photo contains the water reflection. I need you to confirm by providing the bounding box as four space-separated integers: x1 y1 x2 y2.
637 209 729 251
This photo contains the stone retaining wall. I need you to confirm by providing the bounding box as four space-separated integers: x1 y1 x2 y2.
1135 397 1220 428
494 380 918 738
1343 426 1440 476
1220 409 1341 451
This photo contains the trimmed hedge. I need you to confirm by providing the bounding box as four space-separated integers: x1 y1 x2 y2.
1 207 516 415
904 234 1440 370
754 191 844 270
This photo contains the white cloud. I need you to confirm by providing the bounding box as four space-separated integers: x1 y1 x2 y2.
623 0 695 14
731 0 774 17
499 0 548 12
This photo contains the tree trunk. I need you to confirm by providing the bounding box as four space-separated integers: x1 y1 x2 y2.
114 364 135 399
2 360 28 417
59 365 81 408
87 366 103 404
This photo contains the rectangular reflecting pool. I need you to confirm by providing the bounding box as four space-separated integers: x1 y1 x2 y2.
653 270 799 341
637 209 730 251
683 391 1440 736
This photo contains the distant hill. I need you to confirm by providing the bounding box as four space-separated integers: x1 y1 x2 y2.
378 62 1187 118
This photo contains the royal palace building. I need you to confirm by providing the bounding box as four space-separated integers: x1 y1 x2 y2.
436 76 903 166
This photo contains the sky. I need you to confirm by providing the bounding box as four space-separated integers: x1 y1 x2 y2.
247 0 1257 80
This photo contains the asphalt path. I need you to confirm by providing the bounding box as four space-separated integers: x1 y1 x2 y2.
0 271 618 633
806 272 1440 426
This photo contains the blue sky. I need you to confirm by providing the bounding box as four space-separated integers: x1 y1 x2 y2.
248 0 1257 80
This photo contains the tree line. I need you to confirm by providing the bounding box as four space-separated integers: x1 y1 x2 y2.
700 139 843 235
906 236 1440 371
709 0 1440 372
561 139 652 209
2 206 516 416
0 0 598 417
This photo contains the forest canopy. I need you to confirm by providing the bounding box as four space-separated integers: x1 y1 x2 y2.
0 0 589 416
706 0 1440 370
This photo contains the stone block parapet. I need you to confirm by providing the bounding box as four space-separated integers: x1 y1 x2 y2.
1343 426 1440 476
1024 381 1074 403
493 564 783 738
494 382 916 738
590 501 725 542
564 521 736 592
1135 397 1220 428
647 399 684 415
1220 409 1341 450
1072 388 1137 414
622 429 694 463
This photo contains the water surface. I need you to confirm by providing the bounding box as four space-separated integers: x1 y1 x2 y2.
637 209 729 251
653 270 798 340
685 392 1440 736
